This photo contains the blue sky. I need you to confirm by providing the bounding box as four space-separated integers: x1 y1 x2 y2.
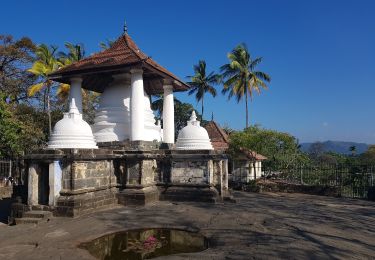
1 0 375 143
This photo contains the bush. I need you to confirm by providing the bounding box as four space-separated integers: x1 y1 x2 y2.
242 180 260 192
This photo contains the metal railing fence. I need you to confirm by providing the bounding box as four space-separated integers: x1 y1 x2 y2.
229 163 375 200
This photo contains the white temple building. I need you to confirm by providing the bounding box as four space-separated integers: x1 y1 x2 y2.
91 73 162 143
20 28 231 219
49 30 189 146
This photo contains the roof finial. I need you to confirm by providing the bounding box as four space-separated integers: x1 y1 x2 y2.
123 19 128 35
211 112 214 121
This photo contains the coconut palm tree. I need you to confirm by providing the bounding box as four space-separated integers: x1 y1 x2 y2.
99 39 115 50
186 60 220 120
58 42 85 65
56 43 100 124
28 44 63 134
56 43 86 101
220 44 271 128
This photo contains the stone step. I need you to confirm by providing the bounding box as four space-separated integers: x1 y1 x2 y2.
14 217 42 225
23 210 53 219
31 205 52 211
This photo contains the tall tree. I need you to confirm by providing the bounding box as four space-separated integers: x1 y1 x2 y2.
99 39 115 50
221 44 270 128
173 102 205 139
229 125 308 170
56 42 86 101
187 60 220 120
56 42 100 124
151 94 181 121
0 94 44 157
27 44 63 134
0 35 36 103
58 42 85 65
349 145 357 157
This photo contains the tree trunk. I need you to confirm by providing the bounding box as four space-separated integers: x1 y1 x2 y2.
43 88 47 112
47 86 52 135
245 91 249 128
201 94 204 121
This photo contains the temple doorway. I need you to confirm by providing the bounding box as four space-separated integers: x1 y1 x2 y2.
38 163 50 205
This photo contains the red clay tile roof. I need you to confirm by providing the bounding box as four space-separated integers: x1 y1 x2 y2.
49 33 189 94
239 147 267 161
204 121 230 150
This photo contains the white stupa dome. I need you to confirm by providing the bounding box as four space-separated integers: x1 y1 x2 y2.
48 99 98 149
175 111 213 150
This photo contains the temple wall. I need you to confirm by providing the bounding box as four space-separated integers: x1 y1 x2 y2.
63 160 116 191
171 160 209 185
57 159 117 217
23 146 230 217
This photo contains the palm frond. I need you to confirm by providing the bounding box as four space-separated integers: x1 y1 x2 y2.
254 71 271 82
28 83 45 96
249 57 263 70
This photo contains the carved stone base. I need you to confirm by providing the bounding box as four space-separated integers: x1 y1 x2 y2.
117 186 159 206
55 188 117 217
159 185 220 203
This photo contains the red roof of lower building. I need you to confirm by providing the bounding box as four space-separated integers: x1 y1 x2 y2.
204 121 230 150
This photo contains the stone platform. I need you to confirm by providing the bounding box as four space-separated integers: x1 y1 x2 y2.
21 143 229 217
1 192 374 259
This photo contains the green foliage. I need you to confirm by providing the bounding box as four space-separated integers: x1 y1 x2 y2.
99 39 115 50
229 125 308 168
0 97 22 157
349 145 357 156
151 97 209 140
28 44 64 134
307 141 360 165
13 104 47 152
56 42 100 124
174 102 205 140
58 42 85 65
242 180 260 192
0 35 36 103
151 95 181 121
0 94 44 157
187 60 220 120
317 152 348 165
221 43 271 128
360 145 375 164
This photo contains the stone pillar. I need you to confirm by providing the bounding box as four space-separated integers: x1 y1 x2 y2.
28 164 39 205
162 83 174 144
222 159 229 195
48 161 62 206
130 69 144 141
69 77 83 113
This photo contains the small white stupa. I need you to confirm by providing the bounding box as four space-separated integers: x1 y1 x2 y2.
175 111 213 150
48 98 98 149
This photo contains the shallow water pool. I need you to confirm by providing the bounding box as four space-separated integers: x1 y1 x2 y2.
79 228 208 259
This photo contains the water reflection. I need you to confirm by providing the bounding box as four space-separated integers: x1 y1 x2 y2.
79 228 208 260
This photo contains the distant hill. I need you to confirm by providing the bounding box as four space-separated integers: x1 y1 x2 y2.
300 141 369 155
